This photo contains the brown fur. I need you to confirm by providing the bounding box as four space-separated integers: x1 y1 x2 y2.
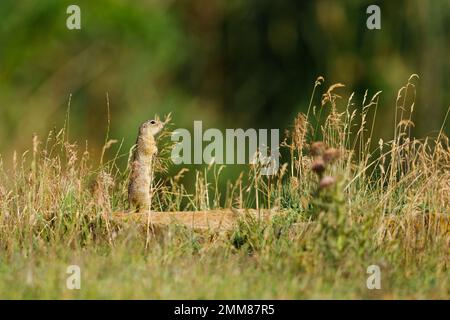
128 119 163 211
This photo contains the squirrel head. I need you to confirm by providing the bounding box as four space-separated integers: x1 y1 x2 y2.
139 119 164 137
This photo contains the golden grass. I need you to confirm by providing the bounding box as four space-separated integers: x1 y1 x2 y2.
0 75 448 299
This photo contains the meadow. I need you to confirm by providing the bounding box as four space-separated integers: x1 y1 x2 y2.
0 77 448 299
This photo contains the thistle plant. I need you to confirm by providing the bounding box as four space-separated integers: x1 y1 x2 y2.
309 141 353 263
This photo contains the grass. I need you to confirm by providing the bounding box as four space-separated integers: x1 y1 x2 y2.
0 75 448 299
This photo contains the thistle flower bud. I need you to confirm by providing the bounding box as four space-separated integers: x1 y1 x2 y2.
311 157 326 175
319 176 336 189
310 141 325 156
323 148 340 164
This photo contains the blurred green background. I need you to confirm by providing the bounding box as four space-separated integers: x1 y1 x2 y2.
0 0 448 170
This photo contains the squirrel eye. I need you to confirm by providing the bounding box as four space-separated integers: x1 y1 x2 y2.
150 120 156 124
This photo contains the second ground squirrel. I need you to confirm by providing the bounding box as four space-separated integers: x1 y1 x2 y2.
128 118 164 212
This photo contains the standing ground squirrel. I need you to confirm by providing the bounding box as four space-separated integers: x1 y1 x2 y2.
128 118 165 212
